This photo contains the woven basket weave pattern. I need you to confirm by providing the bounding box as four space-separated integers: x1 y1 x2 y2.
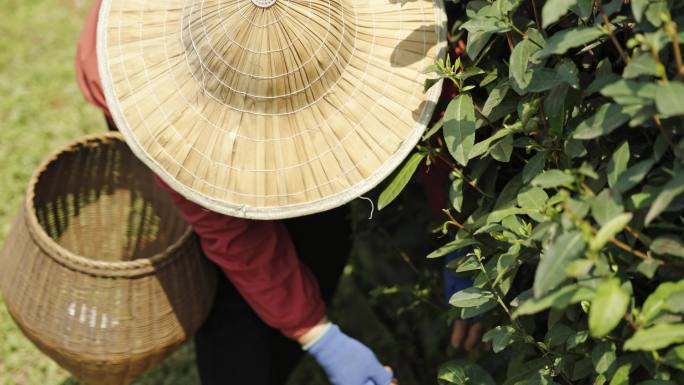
0 133 217 385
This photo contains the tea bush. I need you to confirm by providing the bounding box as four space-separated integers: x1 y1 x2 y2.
383 0 684 383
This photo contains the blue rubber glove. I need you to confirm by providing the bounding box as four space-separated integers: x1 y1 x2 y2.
444 250 473 305
305 324 393 385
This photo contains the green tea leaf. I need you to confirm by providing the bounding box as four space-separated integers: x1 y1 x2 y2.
666 290 684 313
591 189 624 227
496 243 521 281
378 152 426 210
607 141 630 188
428 237 481 259
482 80 511 117
600 79 656 106
572 357 595 381
573 104 630 140
461 17 510 33
514 284 594 317
645 172 684 225
510 35 543 89
589 213 632 252
444 94 477 166
589 278 630 337
531 169 575 188
609 363 632 385
517 187 549 211
452 255 481 272
523 153 547 183
587 74 621 95
624 324 684 351
624 53 659 79
566 330 590 349
438 360 496 385
537 27 605 58
656 81 684 117
450 178 464 212
461 300 499 319
636 258 664 279
663 345 684 370
545 84 570 118
573 0 594 17
450 287 495 308
542 0 577 27
467 31 494 61
631 0 649 21
641 280 684 324
645 0 669 27
470 128 513 160
651 235 684 258
483 325 518 353
615 159 655 193
506 360 556 385
556 59 580 89
534 231 586 297
524 68 565 93
566 259 595 278
546 323 575 347
491 134 514 162
592 341 616 374
486 207 529 224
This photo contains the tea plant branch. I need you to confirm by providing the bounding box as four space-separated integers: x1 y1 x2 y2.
530 0 542 29
509 21 527 38
437 153 493 198
505 32 515 50
474 251 513 317
623 225 652 247
601 11 630 65
580 182 653 247
665 21 684 80
376 229 445 309
474 104 495 129
599 231 651 260
624 313 640 331
653 115 677 151
474 252 574 385
564 196 651 261
442 208 466 231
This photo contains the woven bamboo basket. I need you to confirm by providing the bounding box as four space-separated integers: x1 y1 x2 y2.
0 132 217 385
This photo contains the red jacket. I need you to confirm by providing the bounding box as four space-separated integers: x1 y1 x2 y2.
76 0 325 338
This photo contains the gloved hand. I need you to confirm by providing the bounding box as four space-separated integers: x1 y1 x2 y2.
305 323 394 385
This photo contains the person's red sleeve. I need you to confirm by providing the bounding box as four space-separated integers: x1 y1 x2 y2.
76 0 111 117
155 177 327 339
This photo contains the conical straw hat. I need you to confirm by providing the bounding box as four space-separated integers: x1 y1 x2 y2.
98 0 447 219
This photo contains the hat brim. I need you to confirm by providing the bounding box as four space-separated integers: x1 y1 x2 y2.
98 0 447 219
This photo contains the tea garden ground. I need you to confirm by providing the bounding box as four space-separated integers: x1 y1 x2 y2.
0 1 453 384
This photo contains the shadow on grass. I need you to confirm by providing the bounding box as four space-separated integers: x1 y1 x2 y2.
58 343 199 385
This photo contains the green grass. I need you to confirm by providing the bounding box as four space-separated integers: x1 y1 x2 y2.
0 1 449 384
1 1 101 383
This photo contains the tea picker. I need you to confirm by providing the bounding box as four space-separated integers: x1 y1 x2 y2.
71 0 448 384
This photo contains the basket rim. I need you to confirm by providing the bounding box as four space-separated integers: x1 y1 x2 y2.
23 132 194 276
